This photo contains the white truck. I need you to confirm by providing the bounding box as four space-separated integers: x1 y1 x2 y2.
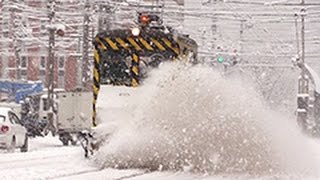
38 91 92 145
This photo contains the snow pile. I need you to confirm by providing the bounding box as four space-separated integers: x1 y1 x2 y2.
94 62 320 177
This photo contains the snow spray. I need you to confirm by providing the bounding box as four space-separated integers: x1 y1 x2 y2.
94 62 320 177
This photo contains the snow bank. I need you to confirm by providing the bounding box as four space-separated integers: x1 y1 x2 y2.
94 62 320 177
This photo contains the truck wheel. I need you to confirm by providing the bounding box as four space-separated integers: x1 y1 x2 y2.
43 128 50 136
62 140 69 146
20 135 28 152
71 139 77 146
59 134 70 146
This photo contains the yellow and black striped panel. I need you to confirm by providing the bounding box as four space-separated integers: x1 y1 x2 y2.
151 38 166 51
94 29 181 59
161 37 180 56
95 36 171 55
131 53 140 87
92 47 101 127
95 37 107 50
116 38 129 50
138 37 154 51
105 37 120 51
127 37 143 52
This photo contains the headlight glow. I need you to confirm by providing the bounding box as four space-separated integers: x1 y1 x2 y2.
131 27 141 36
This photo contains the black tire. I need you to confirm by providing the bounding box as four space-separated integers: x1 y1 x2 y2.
43 128 49 136
20 135 28 152
71 139 77 146
59 134 69 146
62 139 69 146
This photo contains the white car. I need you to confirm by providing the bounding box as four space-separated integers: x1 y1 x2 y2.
0 107 28 152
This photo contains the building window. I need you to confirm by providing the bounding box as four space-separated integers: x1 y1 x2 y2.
41 20 46 30
21 15 28 28
21 70 27 76
58 56 65 88
20 56 27 69
19 56 28 80
42 98 49 111
3 20 9 38
40 20 47 36
3 31 9 38
40 70 46 76
58 56 65 70
40 56 46 82
211 24 217 35
58 71 65 89
58 70 64 76
40 56 46 69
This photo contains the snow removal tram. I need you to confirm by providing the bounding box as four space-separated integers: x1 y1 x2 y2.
92 11 198 126
78 9 198 157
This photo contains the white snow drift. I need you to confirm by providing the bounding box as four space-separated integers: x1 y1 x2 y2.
93 62 320 178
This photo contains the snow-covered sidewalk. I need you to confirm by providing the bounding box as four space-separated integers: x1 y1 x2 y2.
0 136 98 180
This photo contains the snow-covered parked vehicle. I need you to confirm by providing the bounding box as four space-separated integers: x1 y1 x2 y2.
21 89 92 145
0 107 28 152
55 91 92 146
39 91 93 146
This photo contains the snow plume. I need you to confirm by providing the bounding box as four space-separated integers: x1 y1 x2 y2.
94 62 320 177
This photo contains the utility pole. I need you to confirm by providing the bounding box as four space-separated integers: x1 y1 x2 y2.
2 0 9 79
11 0 21 80
46 0 56 134
239 19 245 63
297 0 309 132
98 3 111 32
82 0 90 90
301 8 306 64
294 13 300 57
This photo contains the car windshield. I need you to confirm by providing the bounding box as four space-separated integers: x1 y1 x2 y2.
0 115 5 123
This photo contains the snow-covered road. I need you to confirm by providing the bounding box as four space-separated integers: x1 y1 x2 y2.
0 136 209 180
0 136 301 180
0 136 164 180
0 136 212 180
0 126 320 180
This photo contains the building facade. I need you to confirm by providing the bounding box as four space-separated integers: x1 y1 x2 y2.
0 0 92 91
